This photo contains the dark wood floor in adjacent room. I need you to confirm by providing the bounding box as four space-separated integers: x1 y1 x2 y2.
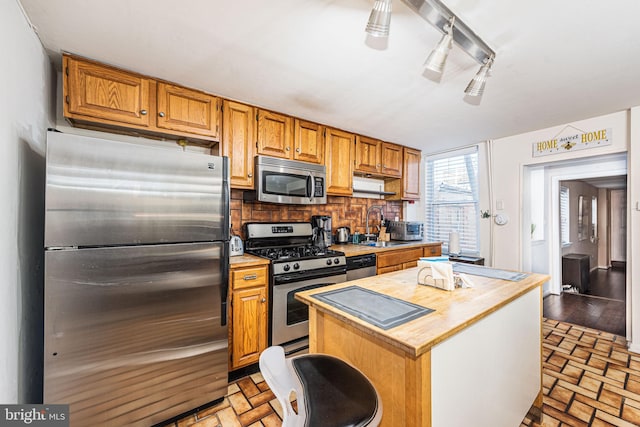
543 266 626 337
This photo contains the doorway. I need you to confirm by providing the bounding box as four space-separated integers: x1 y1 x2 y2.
522 153 629 337
544 177 627 336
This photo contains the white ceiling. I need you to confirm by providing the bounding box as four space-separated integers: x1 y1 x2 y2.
18 0 640 153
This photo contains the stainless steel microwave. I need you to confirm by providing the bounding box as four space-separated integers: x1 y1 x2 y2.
246 155 327 205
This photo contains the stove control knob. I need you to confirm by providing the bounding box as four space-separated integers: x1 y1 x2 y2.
283 264 291 272
326 259 333 265
293 263 300 270
334 258 340 264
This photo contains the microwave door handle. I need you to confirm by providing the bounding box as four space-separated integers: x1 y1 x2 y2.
307 174 314 200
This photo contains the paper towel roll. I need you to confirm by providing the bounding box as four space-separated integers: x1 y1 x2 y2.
449 231 460 255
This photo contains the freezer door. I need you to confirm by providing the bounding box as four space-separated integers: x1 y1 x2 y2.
44 242 228 427
45 131 229 247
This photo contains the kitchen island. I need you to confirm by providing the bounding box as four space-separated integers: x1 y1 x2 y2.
296 266 549 427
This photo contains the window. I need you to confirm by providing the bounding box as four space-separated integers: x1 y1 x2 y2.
424 147 479 255
559 186 570 246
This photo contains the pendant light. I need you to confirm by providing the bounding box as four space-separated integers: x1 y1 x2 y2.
464 55 494 97
423 16 455 75
365 0 393 37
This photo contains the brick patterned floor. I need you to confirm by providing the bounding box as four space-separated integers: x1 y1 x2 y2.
164 318 640 427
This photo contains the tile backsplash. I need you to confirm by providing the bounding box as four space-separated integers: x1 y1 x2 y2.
231 190 402 240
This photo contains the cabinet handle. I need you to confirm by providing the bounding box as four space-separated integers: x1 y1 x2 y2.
261 298 266 303
243 274 257 281
247 173 253 178
296 148 301 153
140 109 147 115
377 164 381 168
159 112 166 118
285 147 290 151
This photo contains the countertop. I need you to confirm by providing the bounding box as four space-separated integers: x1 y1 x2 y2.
229 241 442 266
330 240 441 257
229 253 270 268
296 266 549 357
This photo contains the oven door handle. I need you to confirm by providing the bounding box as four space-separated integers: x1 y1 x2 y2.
306 173 314 201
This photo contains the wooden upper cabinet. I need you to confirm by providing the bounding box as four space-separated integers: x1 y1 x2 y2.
257 110 293 159
64 55 151 127
294 119 324 164
222 100 256 189
354 135 381 174
63 54 221 143
354 136 402 178
325 127 355 196
156 83 220 138
402 147 422 200
381 142 403 178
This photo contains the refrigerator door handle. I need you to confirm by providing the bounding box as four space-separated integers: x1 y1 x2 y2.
220 242 229 326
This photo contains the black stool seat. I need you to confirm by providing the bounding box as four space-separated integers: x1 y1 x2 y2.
291 354 379 427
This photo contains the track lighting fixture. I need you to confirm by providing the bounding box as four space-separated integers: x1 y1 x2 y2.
464 56 493 97
424 16 454 75
365 0 393 38
364 0 496 98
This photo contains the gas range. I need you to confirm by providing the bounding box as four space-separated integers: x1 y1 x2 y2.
244 221 347 355
244 222 346 275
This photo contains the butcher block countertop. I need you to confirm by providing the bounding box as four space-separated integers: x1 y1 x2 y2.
296 266 549 358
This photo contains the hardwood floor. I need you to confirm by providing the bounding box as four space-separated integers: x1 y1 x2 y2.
544 267 626 337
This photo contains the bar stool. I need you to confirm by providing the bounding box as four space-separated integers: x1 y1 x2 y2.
259 346 382 427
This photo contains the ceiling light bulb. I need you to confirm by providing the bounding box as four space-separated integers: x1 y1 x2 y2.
365 0 392 37
424 19 455 75
464 56 494 97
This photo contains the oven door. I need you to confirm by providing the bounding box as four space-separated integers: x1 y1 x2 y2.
271 270 346 348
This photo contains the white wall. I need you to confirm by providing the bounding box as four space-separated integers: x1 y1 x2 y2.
490 111 628 271
491 109 639 347
1 0 54 403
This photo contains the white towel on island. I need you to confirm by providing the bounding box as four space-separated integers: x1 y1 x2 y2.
417 260 455 291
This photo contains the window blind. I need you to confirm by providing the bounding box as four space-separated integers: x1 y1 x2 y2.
560 186 570 245
425 147 479 255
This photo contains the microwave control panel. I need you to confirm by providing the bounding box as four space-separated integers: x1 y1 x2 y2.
313 177 324 197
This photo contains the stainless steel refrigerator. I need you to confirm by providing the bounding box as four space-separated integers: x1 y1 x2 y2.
43 131 229 426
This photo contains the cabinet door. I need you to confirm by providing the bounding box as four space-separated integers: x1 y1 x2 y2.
231 286 267 369
64 56 151 127
354 135 381 174
381 142 403 178
325 128 355 195
257 110 293 159
222 101 256 189
294 119 324 164
402 147 422 200
156 83 220 139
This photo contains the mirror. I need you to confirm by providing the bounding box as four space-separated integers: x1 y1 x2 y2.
578 196 587 240
591 196 598 243
577 195 589 241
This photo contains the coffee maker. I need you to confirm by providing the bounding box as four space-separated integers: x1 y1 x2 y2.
311 215 332 248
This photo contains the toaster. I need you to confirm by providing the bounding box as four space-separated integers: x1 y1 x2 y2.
230 235 244 256
388 221 424 241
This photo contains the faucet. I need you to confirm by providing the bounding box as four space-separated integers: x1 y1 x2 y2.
365 205 385 237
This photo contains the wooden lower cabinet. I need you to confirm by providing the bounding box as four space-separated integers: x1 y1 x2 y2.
229 265 268 370
376 245 441 275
